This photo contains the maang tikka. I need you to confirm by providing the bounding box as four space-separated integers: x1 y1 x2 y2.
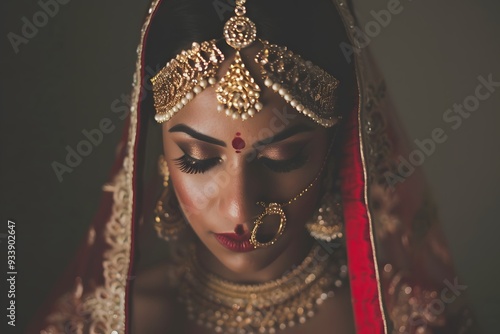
216 0 262 119
151 0 343 248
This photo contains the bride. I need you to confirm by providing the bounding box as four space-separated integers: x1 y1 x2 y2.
30 0 476 333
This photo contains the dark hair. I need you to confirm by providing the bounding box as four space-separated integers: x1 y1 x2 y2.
143 0 355 120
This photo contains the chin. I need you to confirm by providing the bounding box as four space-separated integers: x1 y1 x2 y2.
193 224 299 280
222 252 269 274
210 241 284 277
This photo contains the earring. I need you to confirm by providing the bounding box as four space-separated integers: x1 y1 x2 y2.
306 144 344 242
154 155 185 241
306 192 344 241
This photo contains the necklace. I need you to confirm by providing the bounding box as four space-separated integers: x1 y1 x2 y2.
177 243 348 334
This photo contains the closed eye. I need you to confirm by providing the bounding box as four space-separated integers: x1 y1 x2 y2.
173 154 221 174
258 154 308 173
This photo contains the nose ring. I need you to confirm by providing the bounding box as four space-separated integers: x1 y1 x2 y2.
250 202 287 248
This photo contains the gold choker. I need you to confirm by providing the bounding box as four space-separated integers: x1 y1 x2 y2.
178 243 348 333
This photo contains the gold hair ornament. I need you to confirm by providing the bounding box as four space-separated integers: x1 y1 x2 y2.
151 0 340 127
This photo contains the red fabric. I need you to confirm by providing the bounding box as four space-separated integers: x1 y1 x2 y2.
340 99 385 333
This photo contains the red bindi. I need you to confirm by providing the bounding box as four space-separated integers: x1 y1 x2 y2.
232 133 245 153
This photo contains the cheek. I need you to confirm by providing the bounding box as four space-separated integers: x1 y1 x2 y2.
280 137 330 225
162 135 205 220
168 164 226 232
168 170 209 223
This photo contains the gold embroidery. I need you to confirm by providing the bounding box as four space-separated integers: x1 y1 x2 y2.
41 169 130 333
383 267 475 333
370 183 401 239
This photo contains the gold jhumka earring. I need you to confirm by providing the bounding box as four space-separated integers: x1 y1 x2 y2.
154 155 186 241
151 0 342 248
306 192 344 241
306 152 344 242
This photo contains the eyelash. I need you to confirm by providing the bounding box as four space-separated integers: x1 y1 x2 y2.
173 154 221 174
174 153 307 175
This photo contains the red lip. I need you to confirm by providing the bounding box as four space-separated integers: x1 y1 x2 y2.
214 233 254 252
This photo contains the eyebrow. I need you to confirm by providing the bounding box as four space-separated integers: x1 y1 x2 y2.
168 123 313 148
254 124 314 147
169 124 227 147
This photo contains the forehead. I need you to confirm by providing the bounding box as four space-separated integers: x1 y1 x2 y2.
163 84 317 143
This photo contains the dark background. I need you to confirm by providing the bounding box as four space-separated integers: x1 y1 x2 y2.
1 0 499 333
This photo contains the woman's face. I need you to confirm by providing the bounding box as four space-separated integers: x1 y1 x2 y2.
161 56 332 277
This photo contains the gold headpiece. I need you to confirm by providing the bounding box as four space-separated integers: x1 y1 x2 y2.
151 0 340 127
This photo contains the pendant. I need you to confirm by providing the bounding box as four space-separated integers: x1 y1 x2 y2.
216 50 262 120
217 0 263 121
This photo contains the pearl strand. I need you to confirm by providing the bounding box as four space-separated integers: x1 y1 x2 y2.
263 77 338 128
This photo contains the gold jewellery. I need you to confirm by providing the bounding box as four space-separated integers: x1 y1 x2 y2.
152 0 342 247
150 0 340 127
305 148 344 242
178 243 349 334
306 192 344 242
154 155 185 241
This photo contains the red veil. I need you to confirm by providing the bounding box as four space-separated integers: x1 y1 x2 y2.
29 0 476 333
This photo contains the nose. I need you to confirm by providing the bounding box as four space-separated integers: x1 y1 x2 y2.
234 224 245 235
217 162 259 229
